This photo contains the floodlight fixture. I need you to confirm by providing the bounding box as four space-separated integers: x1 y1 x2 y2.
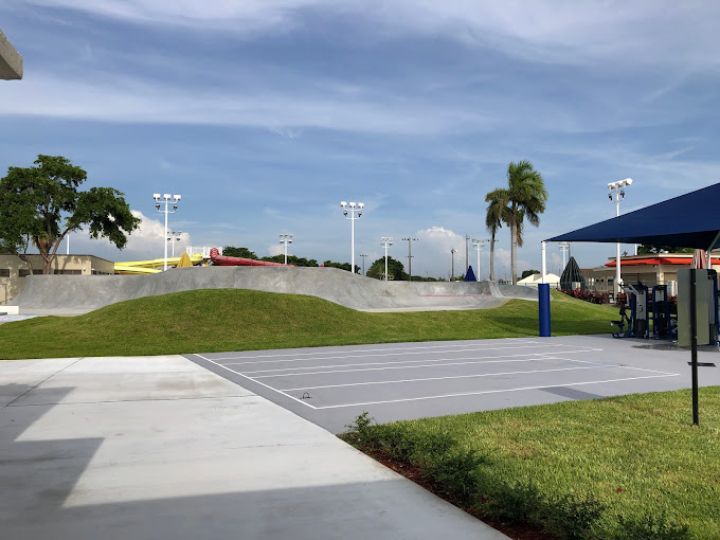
279 233 294 265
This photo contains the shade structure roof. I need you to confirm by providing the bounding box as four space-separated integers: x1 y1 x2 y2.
547 183 720 250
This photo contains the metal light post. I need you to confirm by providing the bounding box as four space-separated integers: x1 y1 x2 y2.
340 201 364 274
471 238 489 281
608 178 633 296
558 241 570 273
402 236 418 281
450 248 457 281
360 253 368 275
153 193 181 271
167 231 183 258
279 233 293 265
465 235 470 275
381 236 393 281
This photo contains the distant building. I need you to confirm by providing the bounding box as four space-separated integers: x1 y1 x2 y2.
0 254 114 304
581 253 720 299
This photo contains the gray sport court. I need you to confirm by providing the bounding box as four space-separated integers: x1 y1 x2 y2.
189 334 720 433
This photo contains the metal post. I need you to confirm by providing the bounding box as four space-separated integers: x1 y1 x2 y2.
690 268 699 425
465 234 469 275
476 243 481 281
66 234 70 256
360 253 367 275
402 237 417 281
284 240 288 265
385 246 389 281
541 241 547 284
450 248 456 280
350 213 355 274
163 199 169 271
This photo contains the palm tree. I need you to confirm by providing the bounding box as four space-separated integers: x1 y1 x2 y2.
485 189 508 282
503 161 548 284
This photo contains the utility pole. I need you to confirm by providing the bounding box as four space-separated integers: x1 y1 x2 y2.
359 253 367 275
402 236 418 281
450 248 457 281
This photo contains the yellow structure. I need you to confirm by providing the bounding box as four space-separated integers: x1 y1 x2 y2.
114 254 204 275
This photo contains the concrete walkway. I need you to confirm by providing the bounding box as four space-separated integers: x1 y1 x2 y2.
0 355 506 540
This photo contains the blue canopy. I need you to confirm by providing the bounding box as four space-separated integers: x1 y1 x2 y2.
547 182 720 250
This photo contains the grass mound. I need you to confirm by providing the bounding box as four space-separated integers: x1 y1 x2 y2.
344 388 720 539
0 288 615 359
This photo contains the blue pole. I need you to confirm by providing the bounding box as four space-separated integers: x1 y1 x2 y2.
538 283 551 337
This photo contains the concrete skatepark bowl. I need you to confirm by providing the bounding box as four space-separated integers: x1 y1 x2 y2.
11 267 536 315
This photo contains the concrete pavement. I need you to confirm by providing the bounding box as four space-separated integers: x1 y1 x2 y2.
0 355 506 540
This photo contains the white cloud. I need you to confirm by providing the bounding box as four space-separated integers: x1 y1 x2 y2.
0 73 489 135
25 1 720 68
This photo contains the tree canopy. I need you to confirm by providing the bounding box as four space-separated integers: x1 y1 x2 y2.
0 155 139 273
366 256 408 281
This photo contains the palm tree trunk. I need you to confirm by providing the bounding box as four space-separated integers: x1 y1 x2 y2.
510 219 518 285
489 230 496 282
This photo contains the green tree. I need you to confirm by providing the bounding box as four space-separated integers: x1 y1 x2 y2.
222 246 258 259
485 189 509 282
0 155 140 274
322 260 360 274
261 254 318 267
366 256 408 281
521 269 540 279
487 161 547 285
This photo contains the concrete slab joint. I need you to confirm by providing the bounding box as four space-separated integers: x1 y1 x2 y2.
0 29 23 80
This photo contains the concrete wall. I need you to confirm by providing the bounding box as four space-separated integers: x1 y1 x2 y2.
12 266 537 315
0 30 22 80
0 254 114 304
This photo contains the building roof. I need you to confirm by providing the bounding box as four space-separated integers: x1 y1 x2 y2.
0 30 22 80
604 254 720 268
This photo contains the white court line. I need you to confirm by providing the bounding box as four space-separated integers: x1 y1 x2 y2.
242 348 602 376
279 365 598 391
310 374 681 409
206 340 547 362
225 344 602 368
558 356 678 376
251 353 593 379
193 354 318 410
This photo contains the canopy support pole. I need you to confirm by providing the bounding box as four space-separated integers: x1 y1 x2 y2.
541 241 547 284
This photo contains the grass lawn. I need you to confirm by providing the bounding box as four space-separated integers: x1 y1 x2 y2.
343 388 720 539
0 288 615 359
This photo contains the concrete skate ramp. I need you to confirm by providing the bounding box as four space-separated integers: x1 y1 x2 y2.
12 266 536 315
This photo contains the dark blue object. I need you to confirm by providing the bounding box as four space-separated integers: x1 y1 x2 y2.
547 182 720 249
538 283 551 337
464 265 476 282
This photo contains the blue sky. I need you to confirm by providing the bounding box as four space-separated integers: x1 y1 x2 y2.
1 1 719 278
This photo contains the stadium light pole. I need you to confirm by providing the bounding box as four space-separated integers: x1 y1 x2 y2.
340 201 364 275
402 236 418 281
153 193 181 271
381 236 393 281
608 178 633 296
279 233 293 265
168 231 183 258
471 238 489 281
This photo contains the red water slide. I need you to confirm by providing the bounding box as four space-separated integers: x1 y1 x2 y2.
209 248 289 267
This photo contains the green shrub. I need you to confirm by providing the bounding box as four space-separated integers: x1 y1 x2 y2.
542 492 606 540
423 449 485 506
614 511 690 540
484 480 546 525
344 411 376 447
